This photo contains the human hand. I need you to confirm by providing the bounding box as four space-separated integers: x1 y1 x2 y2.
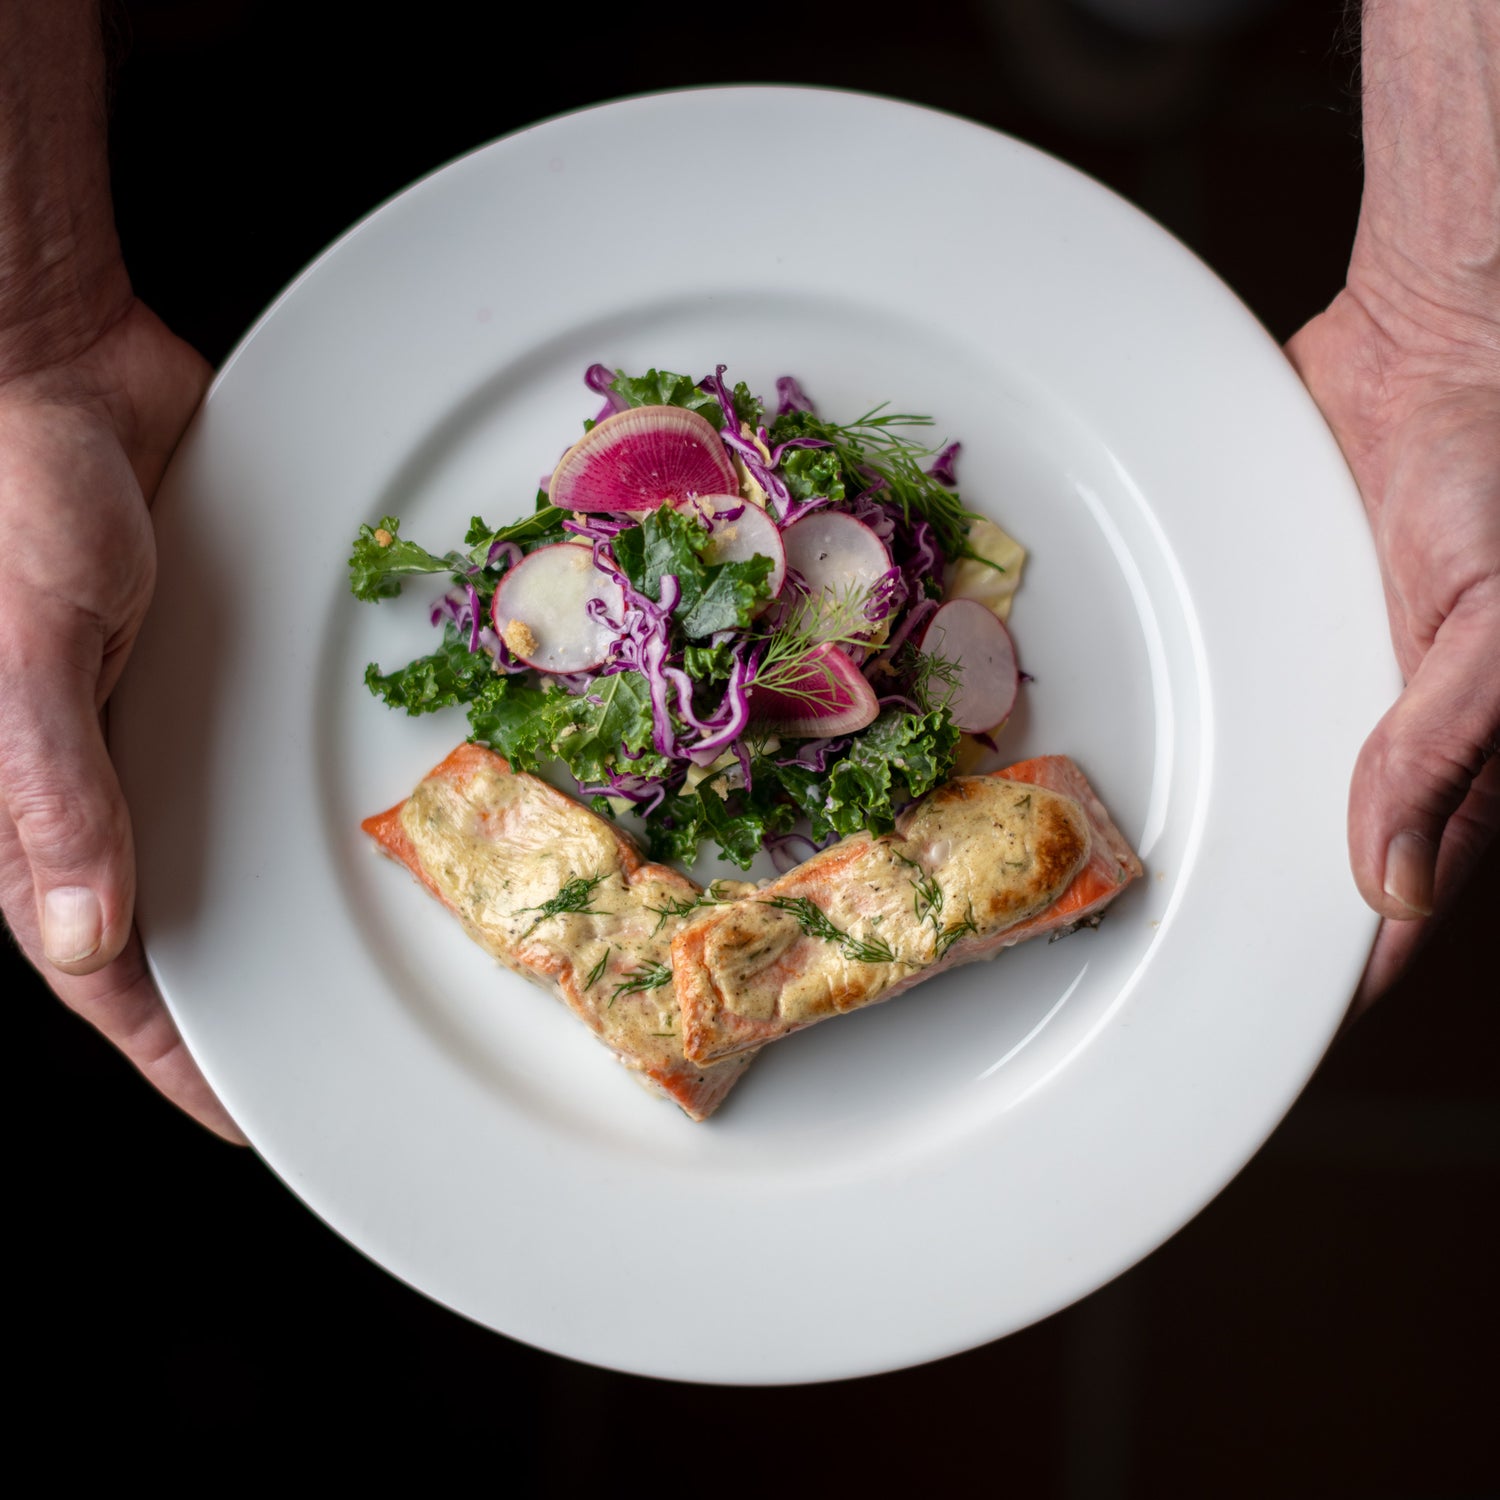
0 300 243 1141
1287 289 1500 1010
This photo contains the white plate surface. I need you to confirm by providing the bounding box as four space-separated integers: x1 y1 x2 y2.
112 87 1393 1383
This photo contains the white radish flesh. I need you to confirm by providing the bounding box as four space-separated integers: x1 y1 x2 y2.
489 543 624 673
918 598 1019 732
549 405 738 513
780 512 892 639
679 494 786 596
749 643 879 737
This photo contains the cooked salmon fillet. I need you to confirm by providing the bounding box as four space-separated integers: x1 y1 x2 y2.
674 755 1142 1063
363 743 756 1120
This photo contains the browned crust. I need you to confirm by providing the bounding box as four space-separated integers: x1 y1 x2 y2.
677 767 1127 1063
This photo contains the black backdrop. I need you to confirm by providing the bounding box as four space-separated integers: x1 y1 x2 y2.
11 2 1498 1491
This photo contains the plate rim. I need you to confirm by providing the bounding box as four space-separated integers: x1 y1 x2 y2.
115 84 1389 1384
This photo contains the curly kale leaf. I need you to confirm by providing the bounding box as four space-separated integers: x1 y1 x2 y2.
778 447 845 504
349 517 456 601
364 625 496 714
609 369 726 428
463 497 569 558
771 708 960 842
464 675 553 766
643 777 796 870
683 640 736 683
608 367 763 432
613 506 773 639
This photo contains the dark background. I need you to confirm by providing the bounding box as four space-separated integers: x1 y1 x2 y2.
12 1 1498 1491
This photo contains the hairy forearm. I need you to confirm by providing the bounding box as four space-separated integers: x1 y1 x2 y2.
1352 0 1500 356
0 0 130 381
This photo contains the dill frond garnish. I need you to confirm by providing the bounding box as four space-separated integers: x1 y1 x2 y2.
894 851 944 926
610 961 673 1005
515 871 608 936
772 406 982 561
761 895 898 965
933 902 978 959
644 881 734 935
582 947 610 990
894 851 976 960
908 646 964 713
746 583 881 709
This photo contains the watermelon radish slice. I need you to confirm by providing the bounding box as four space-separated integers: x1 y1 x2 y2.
918 598 1019 732
781 512 891 636
749 643 879 737
549 405 737 513
489 543 624 673
680 494 787 597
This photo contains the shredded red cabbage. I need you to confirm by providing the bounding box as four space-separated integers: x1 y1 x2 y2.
774 375 815 416
926 441 961 487
585 362 630 424
397 360 997 870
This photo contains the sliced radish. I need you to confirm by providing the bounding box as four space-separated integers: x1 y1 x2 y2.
781 512 892 638
918 598 1019 732
489 543 624 673
749 643 879 737
549 405 737 513
678 493 786 596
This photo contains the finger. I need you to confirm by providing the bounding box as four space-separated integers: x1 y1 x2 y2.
1 806 244 1143
1348 579 1500 921
1353 756 1500 1011
51 926 246 1144
0 599 134 975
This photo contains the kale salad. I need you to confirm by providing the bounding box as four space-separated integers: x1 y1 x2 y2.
349 364 1022 870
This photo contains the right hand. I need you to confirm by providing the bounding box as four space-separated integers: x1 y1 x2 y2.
0 298 244 1142
1288 287 1500 1010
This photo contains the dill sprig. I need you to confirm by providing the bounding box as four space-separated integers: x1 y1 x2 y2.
778 406 981 561
644 881 734 935
933 903 978 959
908 645 964 714
894 852 944 926
610 961 673 1005
747 584 881 709
515 871 608 936
582 947 610 990
761 895 898 965
894 851 977 960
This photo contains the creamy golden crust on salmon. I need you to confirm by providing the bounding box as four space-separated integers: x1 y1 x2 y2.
363 743 756 1120
674 757 1142 1063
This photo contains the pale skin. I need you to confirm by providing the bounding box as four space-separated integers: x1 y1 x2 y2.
0 2 239 1139
1 2 1495 1135
1287 0 1500 1008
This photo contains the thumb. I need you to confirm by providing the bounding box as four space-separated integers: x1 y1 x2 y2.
0 603 134 974
1349 579 1500 920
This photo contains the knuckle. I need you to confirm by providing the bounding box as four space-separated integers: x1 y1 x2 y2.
1364 725 1478 820
7 783 123 869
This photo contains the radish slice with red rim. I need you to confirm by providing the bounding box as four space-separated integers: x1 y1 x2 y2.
678 494 786 597
489 543 624 673
549 405 737 513
749 642 879 737
781 512 891 638
918 598 1019 732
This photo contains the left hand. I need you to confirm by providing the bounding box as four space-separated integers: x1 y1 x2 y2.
0 297 243 1140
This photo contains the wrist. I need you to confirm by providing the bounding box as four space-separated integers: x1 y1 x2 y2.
1342 234 1500 384
0 1 133 383
1348 0 1500 376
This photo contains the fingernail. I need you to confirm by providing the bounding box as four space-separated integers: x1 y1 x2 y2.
42 886 103 964
1382 830 1435 917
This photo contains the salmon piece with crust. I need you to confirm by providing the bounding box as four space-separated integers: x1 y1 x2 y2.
674 755 1142 1064
363 743 756 1120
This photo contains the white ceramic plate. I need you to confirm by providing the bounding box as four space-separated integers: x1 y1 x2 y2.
112 87 1393 1384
